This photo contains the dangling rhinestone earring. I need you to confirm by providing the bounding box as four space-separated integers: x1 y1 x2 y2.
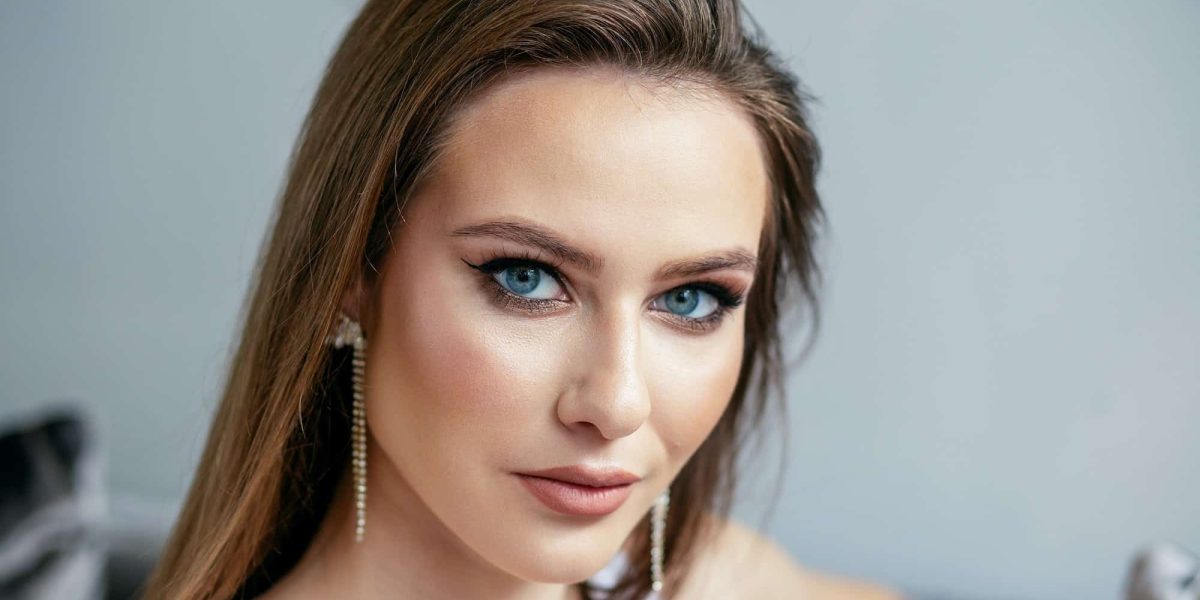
328 312 368 542
650 487 670 593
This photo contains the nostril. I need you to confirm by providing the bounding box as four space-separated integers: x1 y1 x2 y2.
556 330 651 440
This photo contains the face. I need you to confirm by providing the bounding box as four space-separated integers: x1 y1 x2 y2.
353 66 769 583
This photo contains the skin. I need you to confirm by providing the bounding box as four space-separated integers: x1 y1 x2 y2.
263 67 901 600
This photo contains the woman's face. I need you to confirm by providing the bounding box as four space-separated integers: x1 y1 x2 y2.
354 67 769 583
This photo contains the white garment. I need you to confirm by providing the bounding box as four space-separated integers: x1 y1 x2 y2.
585 551 661 600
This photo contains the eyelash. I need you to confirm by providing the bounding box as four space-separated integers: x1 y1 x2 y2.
460 251 747 333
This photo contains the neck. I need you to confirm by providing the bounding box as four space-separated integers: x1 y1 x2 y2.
270 440 586 600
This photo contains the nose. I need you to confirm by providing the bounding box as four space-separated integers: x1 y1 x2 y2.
556 307 652 440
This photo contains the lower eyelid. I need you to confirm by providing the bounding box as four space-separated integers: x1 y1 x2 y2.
652 308 729 333
485 277 567 314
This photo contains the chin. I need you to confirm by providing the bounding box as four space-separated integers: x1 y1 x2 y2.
509 553 614 585
479 518 627 584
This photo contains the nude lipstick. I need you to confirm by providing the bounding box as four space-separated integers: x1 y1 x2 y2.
515 466 640 517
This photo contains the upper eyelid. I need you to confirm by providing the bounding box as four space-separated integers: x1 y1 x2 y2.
479 257 744 312
475 248 567 275
506 262 739 314
450 219 758 279
463 234 756 294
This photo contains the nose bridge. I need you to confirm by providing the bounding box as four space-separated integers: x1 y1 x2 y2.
558 303 651 440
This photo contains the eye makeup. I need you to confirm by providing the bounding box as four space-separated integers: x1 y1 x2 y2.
460 250 748 333
462 252 570 316
651 281 745 334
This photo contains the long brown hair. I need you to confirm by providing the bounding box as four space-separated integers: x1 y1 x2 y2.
144 1 822 598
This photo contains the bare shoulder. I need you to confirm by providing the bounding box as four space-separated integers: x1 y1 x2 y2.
673 517 905 600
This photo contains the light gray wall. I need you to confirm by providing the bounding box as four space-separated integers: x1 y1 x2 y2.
1 0 357 501
737 2 1200 599
1 2 1196 599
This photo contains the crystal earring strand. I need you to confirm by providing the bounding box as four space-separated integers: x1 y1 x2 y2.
328 313 368 542
650 487 670 593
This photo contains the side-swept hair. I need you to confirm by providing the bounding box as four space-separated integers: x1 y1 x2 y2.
145 1 821 598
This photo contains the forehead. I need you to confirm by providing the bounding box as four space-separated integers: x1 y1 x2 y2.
414 67 769 269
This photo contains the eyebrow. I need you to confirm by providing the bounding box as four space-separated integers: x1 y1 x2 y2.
450 218 759 279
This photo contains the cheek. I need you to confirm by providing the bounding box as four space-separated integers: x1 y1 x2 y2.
371 253 559 462
647 320 745 464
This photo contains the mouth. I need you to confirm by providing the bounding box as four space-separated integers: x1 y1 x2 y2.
514 466 641 517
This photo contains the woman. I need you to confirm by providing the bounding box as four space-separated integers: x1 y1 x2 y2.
145 1 901 598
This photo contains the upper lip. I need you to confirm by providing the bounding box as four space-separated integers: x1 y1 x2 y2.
518 465 642 487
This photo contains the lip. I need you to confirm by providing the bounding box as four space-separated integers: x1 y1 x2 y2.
515 466 641 517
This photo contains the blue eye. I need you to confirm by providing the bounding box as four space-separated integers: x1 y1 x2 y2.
463 255 744 332
656 286 720 319
493 264 565 300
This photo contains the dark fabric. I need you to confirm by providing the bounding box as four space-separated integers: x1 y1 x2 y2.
0 406 105 600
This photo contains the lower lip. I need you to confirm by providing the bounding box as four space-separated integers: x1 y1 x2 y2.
516 475 635 517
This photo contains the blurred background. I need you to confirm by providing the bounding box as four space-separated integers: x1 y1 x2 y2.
1 1 1197 598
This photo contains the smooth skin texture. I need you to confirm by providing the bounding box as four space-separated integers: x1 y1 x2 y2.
263 67 900 600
